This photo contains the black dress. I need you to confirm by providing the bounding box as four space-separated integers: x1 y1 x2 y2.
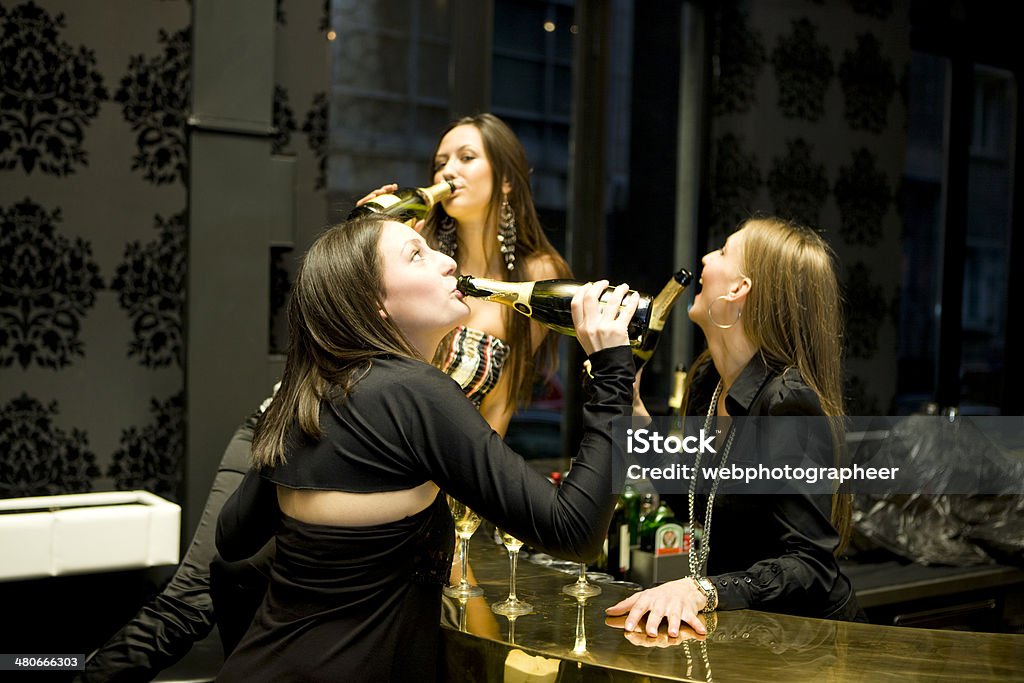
215 347 635 682
664 353 865 621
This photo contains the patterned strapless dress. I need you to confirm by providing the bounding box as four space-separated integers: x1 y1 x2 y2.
438 325 509 407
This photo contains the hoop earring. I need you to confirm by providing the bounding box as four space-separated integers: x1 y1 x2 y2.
708 295 741 329
437 214 457 257
498 194 517 271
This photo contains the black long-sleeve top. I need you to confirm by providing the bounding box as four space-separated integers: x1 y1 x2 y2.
664 354 862 620
214 347 635 681
218 345 635 563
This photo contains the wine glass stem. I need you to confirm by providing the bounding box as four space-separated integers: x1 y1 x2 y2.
573 598 587 654
578 562 588 585
507 549 519 601
459 537 470 589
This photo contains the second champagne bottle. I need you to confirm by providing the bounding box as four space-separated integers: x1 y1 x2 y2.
348 179 456 226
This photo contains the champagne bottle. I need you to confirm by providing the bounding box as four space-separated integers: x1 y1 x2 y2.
631 268 694 369
456 275 654 346
456 269 691 353
347 179 456 225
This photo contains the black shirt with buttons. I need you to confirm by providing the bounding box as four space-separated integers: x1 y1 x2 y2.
664 354 864 621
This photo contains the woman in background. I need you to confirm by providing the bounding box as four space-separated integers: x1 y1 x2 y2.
363 113 571 436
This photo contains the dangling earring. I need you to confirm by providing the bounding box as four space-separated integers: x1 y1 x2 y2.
437 213 457 257
708 295 742 329
498 194 517 271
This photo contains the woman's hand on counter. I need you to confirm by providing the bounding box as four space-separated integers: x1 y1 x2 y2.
605 614 709 649
604 578 708 637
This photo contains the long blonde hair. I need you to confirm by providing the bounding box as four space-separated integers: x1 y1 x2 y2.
687 216 851 553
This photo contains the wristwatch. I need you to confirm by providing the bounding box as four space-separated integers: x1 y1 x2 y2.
692 575 718 612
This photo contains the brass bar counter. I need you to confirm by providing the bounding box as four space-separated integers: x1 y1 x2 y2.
440 533 1024 681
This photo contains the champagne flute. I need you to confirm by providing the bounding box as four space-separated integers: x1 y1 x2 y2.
562 561 602 598
443 495 484 599
491 530 533 616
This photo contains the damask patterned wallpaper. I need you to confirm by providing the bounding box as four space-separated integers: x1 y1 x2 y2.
707 0 909 414
0 0 908 501
0 0 329 500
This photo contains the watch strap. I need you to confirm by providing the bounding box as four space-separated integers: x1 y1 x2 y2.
693 576 718 612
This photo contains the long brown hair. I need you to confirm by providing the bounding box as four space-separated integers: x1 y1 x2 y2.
251 215 419 468
422 113 571 407
684 216 851 553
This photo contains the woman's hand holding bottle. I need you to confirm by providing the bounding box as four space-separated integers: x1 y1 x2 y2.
354 183 428 232
354 180 462 233
570 281 639 357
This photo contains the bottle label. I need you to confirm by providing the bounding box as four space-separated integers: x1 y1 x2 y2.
370 194 401 210
655 523 686 556
483 281 535 313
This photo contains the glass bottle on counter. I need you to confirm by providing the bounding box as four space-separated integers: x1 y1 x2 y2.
347 179 456 226
606 491 633 580
639 497 676 552
621 483 641 546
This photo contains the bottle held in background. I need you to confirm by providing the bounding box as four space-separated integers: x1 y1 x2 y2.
347 179 456 226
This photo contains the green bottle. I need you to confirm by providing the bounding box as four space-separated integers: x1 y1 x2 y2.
621 484 641 546
639 498 676 552
457 269 692 361
348 179 456 226
456 275 654 346
636 493 657 546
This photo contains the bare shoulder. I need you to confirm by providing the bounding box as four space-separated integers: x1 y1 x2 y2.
524 252 569 281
